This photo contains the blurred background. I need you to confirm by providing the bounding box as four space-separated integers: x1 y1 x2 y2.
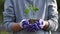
0 0 60 34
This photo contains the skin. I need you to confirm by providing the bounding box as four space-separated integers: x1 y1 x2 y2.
12 23 22 32
43 21 49 30
11 21 49 32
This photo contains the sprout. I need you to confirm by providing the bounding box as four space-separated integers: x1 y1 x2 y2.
24 4 39 24
24 4 39 14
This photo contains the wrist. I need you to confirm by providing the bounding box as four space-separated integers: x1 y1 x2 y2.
19 22 23 28
43 21 49 30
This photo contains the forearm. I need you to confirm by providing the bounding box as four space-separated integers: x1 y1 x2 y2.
47 19 58 31
47 0 58 31
11 23 22 32
43 19 58 31
4 22 22 32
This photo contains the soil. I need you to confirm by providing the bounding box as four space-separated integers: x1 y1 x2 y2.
29 19 39 24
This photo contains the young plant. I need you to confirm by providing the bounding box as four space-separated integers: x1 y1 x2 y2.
24 4 39 24
24 4 39 14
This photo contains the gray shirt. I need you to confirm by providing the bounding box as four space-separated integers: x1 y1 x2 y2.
3 0 58 34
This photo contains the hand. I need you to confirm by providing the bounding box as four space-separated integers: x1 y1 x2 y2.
31 19 45 30
19 19 39 32
19 19 46 32
28 19 49 32
22 19 45 32
19 19 34 32
19 19 29 28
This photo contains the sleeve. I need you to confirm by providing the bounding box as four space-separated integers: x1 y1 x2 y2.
47 0 58 31
3 0 15 32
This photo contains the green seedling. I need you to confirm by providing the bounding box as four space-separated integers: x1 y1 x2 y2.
24 4 39 24
24 4 39 14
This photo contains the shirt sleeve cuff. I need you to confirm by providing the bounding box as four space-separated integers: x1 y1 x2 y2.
47 20 58 31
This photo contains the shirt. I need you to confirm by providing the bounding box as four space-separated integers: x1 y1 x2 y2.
3 0 58 34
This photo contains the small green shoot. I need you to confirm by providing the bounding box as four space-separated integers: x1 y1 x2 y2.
24 4 39 15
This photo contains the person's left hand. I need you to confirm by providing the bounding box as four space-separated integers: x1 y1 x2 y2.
35 19 45 29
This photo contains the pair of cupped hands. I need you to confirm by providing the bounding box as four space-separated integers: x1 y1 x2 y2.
19 19 45 32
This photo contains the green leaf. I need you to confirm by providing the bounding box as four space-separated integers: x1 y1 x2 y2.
29 4 33 8
32 7 39 12
24 8 30 14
